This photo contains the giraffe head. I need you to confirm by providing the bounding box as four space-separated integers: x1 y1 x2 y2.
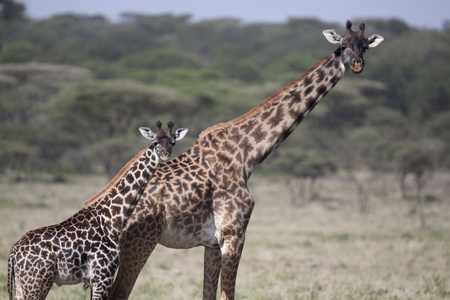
322 20 384 74
139 121 188 162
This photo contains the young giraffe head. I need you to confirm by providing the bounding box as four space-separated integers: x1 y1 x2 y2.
323 20 384 74
139 120 188 162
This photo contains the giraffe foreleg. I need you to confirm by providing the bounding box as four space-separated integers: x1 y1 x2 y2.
219 233 246 300
213 189 255 300
108 197 165 300
203 247 221 300
108 223 162 300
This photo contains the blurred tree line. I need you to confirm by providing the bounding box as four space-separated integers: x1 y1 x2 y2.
0 0 449 193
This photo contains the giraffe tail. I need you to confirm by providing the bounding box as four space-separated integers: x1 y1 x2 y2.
7 250 15 300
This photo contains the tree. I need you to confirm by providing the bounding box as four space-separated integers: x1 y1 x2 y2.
0 64 92 177
395 142 434 228
0 0 24 21
45 80 196 178
328 127 384 214
0 41 40 63
0 64 91 125
271 148 337 205
426 111 450 167
0 125 38 180
214 59 262 83
120 49 202 70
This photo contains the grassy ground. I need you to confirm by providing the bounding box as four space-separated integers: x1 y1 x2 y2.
0 172 449 299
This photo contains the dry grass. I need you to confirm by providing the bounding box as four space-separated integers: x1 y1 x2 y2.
0 172 449 299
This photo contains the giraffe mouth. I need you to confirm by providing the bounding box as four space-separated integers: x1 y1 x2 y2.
352 62 363 74
159 154 171 162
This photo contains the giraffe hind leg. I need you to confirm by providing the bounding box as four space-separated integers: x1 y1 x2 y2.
9 256 54 300
7 253 15 300
16 272 54 300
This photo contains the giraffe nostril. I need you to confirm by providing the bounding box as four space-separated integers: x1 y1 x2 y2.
353 58 362 65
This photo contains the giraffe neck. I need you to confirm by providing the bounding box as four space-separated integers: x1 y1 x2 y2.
92 145 159 231
201 53 345 179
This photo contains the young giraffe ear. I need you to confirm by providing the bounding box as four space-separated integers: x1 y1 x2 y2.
322 29 343 45
367 34 384 48
174 128 188 141
139 127 157 141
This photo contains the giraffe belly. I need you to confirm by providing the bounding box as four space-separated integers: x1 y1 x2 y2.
159 212 218 249
54 248 92 287
54 259 88 286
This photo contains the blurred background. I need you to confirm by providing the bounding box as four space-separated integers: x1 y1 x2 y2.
1 1 450 298
0 0 449 205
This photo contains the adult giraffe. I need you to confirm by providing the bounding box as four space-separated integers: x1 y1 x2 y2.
108 21 383 300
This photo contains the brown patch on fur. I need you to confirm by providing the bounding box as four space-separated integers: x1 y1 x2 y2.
198 56 329 139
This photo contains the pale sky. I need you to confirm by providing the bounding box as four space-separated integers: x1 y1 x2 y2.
20 0 450 30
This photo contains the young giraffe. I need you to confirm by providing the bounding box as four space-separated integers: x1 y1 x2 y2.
7 121 188 300
108 21 384 300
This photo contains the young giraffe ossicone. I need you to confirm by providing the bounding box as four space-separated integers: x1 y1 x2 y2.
108 21 384 300
7 121 188 300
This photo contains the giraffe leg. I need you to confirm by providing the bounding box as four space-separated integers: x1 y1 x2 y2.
90 271 115 300
108 199 165 300
108 229 161 299
219 234 246 300
91 280 112 300
12 272 24 300
17 263 55 300
110 242 160 300
203 247 221 300
214 189 255 300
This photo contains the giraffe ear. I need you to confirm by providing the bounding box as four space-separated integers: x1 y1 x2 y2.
322 29 343 45
174 128 188 141
367 34 384 48
139 127 157 141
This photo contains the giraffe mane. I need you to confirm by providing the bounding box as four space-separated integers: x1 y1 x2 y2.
83 148 147 207
199 56 329 139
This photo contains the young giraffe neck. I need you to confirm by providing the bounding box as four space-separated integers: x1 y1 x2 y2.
201 53 344 179
91 145 159 232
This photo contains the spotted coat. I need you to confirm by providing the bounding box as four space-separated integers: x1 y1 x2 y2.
108 21 384 300
7 122 188 300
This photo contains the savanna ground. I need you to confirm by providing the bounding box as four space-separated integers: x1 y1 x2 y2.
0 172 449 299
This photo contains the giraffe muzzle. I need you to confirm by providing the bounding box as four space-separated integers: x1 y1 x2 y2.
159 152 171 162
352 59 364 74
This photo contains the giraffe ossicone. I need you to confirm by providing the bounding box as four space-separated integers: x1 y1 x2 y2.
7 121 187 300
104 20 383 300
